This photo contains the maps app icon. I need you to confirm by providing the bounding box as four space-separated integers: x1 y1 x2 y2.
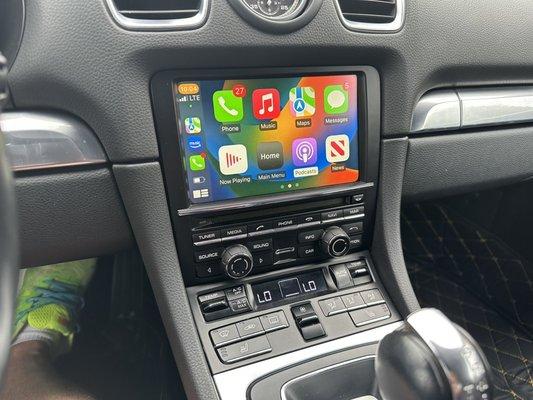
290 87 316 117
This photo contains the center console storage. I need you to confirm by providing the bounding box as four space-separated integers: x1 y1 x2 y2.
152 66 390 398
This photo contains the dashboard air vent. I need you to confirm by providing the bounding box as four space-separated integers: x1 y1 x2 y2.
335 0 404 32
105 0 209 31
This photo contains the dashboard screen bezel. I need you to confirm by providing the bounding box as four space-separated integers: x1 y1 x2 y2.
151 66 379 217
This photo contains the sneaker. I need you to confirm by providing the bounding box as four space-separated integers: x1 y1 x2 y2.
12 259 97 354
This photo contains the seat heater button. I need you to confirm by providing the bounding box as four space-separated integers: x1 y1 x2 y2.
360 289 385 305
319 297 346 316
217 336 272 364
210 324 240 347
350 304 390 327
236 317 264 338
341 293 365 310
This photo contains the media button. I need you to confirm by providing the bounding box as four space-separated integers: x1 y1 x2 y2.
221 226 247 240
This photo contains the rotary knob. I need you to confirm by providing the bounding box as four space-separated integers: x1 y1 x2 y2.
221 244 254 279
320 226 351 257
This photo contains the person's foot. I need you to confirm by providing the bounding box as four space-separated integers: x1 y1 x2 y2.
12 259 97 355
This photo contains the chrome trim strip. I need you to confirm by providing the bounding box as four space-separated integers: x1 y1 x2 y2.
334 0 405 33
213 321 402 400
458 87 533 128
411 87 533 133
0 111 107 171
411 90 461 132
280 355 376 400
103 0 209 31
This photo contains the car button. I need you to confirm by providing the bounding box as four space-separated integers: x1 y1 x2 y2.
260 311 289 332
210 324 240 347
217 336 272 364
298 245 316 258
236 317 264 338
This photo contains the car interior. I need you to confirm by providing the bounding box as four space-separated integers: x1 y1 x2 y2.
0 0 533 399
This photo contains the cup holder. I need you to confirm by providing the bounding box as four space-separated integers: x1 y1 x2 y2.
281 356 380 400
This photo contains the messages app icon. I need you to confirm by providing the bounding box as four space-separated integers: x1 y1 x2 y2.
324 85 349 115
213 90 244 123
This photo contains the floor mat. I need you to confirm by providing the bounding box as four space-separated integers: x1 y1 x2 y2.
402 203 533 400
408 262 533 400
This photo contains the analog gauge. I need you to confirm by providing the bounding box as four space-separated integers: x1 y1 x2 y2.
243 0 307 20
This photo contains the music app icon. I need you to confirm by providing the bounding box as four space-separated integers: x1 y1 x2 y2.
252 88 281 120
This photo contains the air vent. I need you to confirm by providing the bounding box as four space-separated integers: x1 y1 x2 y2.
335 0 404 32
105 0 209 31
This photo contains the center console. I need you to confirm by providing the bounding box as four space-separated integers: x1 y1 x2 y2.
151 66 398 398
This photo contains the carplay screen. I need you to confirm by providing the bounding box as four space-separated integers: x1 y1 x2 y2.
174 74 359 204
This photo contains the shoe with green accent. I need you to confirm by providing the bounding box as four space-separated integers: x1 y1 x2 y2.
13 259 97 350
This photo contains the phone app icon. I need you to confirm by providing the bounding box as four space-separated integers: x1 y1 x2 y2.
187 136 203 151
218 144 248 175
213 90 244 123
189 154 206 171
185 117 202 134
289 87 316 117
252 89 281 120
292 138 317 167
326 134 350 163
324 85 349 115
257 141 283 170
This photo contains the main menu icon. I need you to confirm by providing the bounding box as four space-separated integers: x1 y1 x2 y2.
292 138 317 167
218 144 248 175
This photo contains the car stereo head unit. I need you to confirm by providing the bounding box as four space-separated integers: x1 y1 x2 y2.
152 67 380 286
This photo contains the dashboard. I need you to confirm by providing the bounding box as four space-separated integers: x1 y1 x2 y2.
3 0 533 399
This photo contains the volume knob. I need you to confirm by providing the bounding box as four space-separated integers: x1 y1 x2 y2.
221 244 254 279
320 226 351 258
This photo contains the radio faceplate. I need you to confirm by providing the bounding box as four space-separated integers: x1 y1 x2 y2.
151 66 381 287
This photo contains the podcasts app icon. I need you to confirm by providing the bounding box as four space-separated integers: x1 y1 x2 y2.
292 138 317 167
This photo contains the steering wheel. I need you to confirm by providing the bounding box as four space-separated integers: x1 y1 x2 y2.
0 52 19 382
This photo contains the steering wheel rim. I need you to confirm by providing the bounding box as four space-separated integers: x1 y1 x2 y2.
0 52 19 383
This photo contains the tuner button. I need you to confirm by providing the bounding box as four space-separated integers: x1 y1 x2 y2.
320 226 351 258
221 244 254 279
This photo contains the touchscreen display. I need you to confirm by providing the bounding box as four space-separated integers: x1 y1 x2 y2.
174 74 359 204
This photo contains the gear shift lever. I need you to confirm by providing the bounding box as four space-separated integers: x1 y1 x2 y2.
375 308 492 400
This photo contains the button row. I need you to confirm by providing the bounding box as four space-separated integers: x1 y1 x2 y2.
192 205 365 246
319 289 385 316
212 311 288 364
